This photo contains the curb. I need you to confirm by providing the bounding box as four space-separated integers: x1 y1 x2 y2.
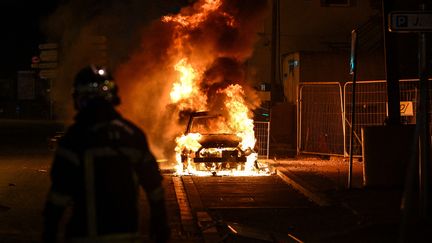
276 167 332 207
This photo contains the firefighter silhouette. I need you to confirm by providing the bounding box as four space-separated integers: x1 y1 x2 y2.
43 65 170 243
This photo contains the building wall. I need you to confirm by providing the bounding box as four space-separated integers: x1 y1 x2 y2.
299 51 351 82
248 0 379 90
279 0 378 53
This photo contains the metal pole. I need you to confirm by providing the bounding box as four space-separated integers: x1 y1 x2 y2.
417 4 432 221
348 29 358 189
400 4 432 241
267 121 270 160
382 0 401 125
270 0 282 104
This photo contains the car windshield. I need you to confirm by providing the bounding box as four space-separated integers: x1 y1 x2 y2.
190 116 233 135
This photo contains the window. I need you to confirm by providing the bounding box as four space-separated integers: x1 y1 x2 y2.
321 0 351 7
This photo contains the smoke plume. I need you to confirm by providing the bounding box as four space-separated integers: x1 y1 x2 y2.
42 0 183 121
44 0 268 163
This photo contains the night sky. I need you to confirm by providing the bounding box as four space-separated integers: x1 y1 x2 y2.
0 0 192 79
0 1 60 78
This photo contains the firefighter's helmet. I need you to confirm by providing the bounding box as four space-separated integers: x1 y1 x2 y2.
72 65 120 110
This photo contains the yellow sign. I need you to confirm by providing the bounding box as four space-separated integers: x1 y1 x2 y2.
400 101 413 116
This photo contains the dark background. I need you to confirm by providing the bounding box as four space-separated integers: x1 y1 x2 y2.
0 1 59 78
0 0 192 79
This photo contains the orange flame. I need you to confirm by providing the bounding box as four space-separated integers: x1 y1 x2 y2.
162 0 223 28
175 133 202 152
173 84 263 175
170 59 207 111
219 84 257 171
162 0 267 176
220 84 256 150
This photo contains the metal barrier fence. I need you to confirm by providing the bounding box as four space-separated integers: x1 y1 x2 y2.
254 121 270 159
343 81 387 156
297 83 344 156
298 79 432 157
344 79 421 156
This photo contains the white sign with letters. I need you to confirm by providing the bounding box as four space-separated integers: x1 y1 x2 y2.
389 11 432 32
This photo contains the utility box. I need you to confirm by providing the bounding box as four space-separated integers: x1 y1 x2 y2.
361 125 416 188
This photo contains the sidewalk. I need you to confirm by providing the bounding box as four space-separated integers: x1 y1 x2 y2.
269 156 407 242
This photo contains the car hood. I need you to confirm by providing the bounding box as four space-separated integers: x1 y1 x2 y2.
198 134 241 148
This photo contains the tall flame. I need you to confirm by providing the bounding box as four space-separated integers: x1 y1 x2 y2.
219 84 257 171
161 0 269 176
170 59 197 103
170 59 207 111
220 84 256 150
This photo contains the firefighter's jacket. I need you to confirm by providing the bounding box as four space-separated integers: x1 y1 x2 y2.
43 105 166 242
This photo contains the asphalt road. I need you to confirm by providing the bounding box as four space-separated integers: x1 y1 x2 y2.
0 151 179 243
0 152 51 242
0 119 405 243
0 150 311 242
0 120 62 241
0 120 314 242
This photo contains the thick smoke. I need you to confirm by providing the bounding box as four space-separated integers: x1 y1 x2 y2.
44 0 268 163
41 0 183 121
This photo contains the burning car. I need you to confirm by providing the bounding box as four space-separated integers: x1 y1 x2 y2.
177 111 255 173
